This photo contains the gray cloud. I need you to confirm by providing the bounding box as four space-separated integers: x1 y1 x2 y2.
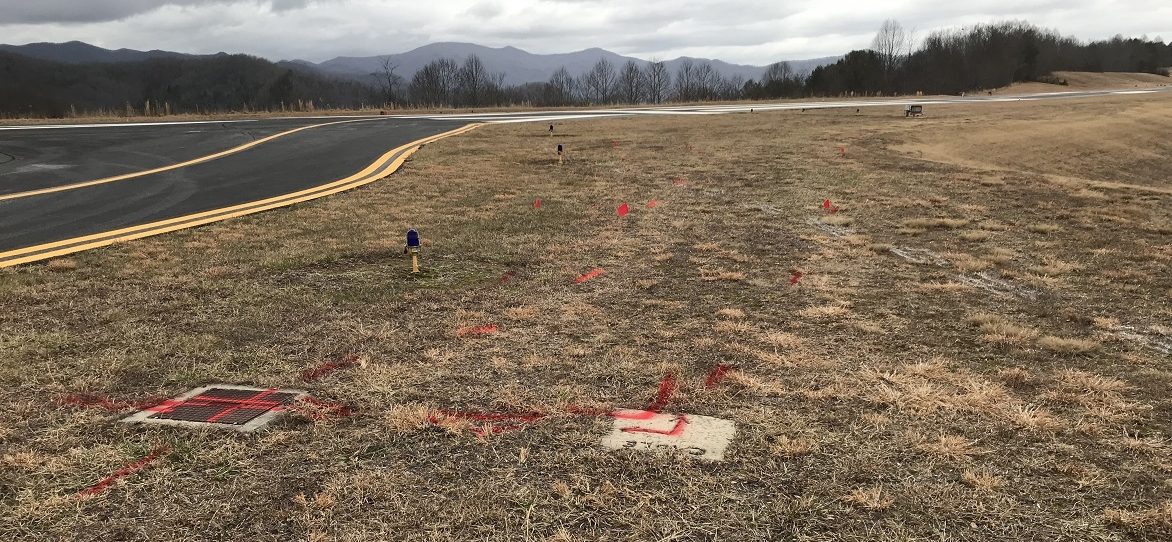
0 0 1167 64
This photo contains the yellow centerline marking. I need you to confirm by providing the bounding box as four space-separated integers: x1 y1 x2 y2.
0 117 387 202
0 123 480 268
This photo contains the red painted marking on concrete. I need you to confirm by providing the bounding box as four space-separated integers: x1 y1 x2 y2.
533 197 542 209
622 415 690 437
456 324 499 337
704 364 734 388
301 353 359 382
78 444 170 497
617 202 630 217
205 388 279 423
647 199 659 209
789 271 803 286
499 270 517 284
574 268 605 284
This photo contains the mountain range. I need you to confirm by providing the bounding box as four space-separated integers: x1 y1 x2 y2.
0 41 840 85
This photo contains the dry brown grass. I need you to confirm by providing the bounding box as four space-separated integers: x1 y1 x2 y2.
966 312 1038 344
45 258 77 271
3 94 1171 541
1037 335 1100 353
842 486 894 510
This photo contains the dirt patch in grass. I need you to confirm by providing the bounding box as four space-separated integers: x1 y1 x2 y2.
2 94 1171 541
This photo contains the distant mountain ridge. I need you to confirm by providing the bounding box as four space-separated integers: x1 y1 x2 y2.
0 40 841 85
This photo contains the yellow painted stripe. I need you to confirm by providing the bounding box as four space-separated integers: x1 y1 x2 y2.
0 123 480 268
0 117 387 202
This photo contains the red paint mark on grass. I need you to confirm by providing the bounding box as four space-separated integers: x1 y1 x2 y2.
647 373 677 412
59 394 162 412
574 268 605 284
672 178 688 186
821 199 839 214
457 324 499 337
647 199 659 209
533 197 542 209
837 145 847 157
499 270 517 284
617 202 630 217
78 444 170 498
611 140 620 148
704 364 734 388
293 396 355 420
301 353 360 382
789 271 803 286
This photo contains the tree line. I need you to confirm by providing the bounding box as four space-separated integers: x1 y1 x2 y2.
2 20 1169 118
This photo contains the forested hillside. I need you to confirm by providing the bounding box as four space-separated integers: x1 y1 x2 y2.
1 20 1169 118
0 52 379 117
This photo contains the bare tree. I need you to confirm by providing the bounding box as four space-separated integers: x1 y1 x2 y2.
643 60 671 103
871 19 909 89
615 60 646 104
762 61 795 84
693 62 719 100
408 58 457 106
546 66 578 106
582 58 617 104
673 59 697 101
456 54 491 106
377 56 406 106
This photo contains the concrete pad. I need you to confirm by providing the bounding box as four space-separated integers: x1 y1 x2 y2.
121 384 307 433
601 409 736 461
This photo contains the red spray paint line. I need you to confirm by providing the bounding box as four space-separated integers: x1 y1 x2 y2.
499 270 517 284
59 394 163 412
647 199 659 209
789 271 803 286
533 198 542 209
456 324 499 337
646 373 677 413
301 353 360 382
292 396 355 420
622 415 689 436
617 202 630 217
78 444 170 497
574 268 605 284
704 364 734 388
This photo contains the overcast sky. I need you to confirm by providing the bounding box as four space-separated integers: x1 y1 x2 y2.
0 0 1168 65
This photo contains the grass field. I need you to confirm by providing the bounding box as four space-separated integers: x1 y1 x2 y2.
2 93 1171 541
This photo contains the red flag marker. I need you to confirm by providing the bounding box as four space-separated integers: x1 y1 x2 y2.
533 197 542 209
574 268 605 284
617 202 630 217
647 199 659 209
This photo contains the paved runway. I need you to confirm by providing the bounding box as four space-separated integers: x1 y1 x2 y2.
1 85 1168 267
